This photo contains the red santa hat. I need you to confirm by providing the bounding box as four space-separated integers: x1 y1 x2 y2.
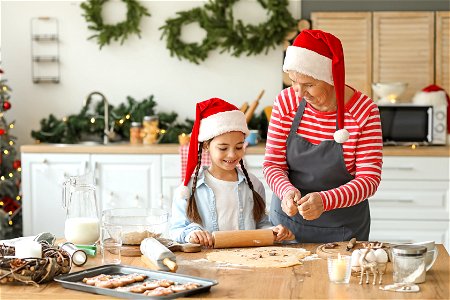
413 84 450 133
178 98 249 198
283 29 349 143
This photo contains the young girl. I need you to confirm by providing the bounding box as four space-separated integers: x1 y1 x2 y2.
170 98 294 246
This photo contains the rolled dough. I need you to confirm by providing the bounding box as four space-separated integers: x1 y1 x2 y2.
206 246 311 268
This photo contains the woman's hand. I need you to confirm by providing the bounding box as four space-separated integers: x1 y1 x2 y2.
281 189 301 216
188 230 214 247
297 192 324 220
272 224 295 242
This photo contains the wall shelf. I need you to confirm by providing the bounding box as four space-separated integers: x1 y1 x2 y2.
31 17 60 84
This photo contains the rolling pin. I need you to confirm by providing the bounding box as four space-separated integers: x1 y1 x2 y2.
245 89 265 123
140 237 178 272
212 229 274 249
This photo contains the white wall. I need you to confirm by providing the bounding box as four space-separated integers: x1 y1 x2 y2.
1 0 301 147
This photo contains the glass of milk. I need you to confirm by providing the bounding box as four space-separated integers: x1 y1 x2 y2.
63 181 100 245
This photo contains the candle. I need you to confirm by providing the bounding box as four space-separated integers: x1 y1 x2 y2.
327 253 351 283
15 240 42 258
332 253 347 282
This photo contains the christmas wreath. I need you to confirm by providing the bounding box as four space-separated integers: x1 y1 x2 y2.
159 7 220 65
160 0 296 64
216 0 297 57
80 0 150 49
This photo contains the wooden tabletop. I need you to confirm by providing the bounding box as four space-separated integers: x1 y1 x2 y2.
1 244 448 299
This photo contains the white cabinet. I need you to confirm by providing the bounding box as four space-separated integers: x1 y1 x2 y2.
161 155 182 215
21 153 90 237
22 153 161 236
91 154 161 211
370 156 450 251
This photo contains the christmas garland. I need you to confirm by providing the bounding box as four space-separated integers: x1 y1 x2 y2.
160 0 296 64
80 0 150 49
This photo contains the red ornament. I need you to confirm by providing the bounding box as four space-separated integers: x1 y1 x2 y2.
0 129 5 135
13 160 21 170
3 101 11 111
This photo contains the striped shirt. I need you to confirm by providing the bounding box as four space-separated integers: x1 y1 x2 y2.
263 87 383 211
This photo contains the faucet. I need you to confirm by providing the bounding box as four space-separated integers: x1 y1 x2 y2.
84 91 115 144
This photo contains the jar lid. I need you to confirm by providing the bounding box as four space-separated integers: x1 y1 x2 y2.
131 122 141 127
392 245 427 256
143 116 158 121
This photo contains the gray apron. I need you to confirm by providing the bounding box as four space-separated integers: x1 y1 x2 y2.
270 99 370 243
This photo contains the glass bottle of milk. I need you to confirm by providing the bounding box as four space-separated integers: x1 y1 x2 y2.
63 176 100 245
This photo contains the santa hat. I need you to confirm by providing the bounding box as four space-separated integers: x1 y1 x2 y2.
283 29 349 143
413 84 450 133
178 98 250 198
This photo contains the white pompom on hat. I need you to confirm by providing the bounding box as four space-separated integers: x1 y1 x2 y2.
283 29 349 143
177 98 249 198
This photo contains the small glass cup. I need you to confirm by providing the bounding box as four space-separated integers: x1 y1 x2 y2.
327 255 351 284
100 224 122 264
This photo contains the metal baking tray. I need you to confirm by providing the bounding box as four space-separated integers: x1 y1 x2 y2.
54 264 218 299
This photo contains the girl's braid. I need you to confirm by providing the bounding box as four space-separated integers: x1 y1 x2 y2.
186 142 204 224
239 159 266 222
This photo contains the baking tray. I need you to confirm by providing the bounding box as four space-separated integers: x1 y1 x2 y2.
54 264 218 299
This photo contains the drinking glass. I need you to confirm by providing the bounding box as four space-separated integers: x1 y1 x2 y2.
101 225 122 264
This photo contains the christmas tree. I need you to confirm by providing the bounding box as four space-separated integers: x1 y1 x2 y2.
0 68 22 239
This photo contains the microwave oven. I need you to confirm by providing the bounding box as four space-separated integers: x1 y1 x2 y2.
378 104 447 145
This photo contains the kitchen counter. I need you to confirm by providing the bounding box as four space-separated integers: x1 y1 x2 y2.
1 244 448 299
20 143 450 156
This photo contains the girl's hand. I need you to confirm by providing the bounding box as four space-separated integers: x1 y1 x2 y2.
297 192 324 220
281 189 301 216
272 224 295 242
188 230 214 247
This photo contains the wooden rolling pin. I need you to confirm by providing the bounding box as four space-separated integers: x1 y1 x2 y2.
245 89 265 123
212 229 274 249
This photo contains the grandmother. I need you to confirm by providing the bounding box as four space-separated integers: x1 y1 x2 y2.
263 30 383 243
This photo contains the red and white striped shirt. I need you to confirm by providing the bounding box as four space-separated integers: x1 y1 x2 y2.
263 87 383 211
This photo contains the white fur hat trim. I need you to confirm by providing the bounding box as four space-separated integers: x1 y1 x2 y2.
334 129 349 143
283 46 334 86
412 90 448 107
198 110 249 142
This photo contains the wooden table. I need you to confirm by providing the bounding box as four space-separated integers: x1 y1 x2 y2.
1 244 448 299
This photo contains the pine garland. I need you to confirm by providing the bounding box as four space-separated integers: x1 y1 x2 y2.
80 0 150 49
31 95 193 144
160 0 296 64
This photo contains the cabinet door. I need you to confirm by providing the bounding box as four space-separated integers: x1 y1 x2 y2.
373 12 435 101
370 180 449 220
436 11 450 94
311 12 372 96
91 154 161 211
21 153 89 236
162 178 182 215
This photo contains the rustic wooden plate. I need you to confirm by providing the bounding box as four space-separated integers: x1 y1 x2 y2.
315 241 390 259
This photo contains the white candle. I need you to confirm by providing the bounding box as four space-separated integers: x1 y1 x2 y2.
15 240 42 258
332 253 347 282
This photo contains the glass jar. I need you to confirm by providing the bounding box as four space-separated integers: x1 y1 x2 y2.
129 122 142 144
142 116 159 145
392 245 427 284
